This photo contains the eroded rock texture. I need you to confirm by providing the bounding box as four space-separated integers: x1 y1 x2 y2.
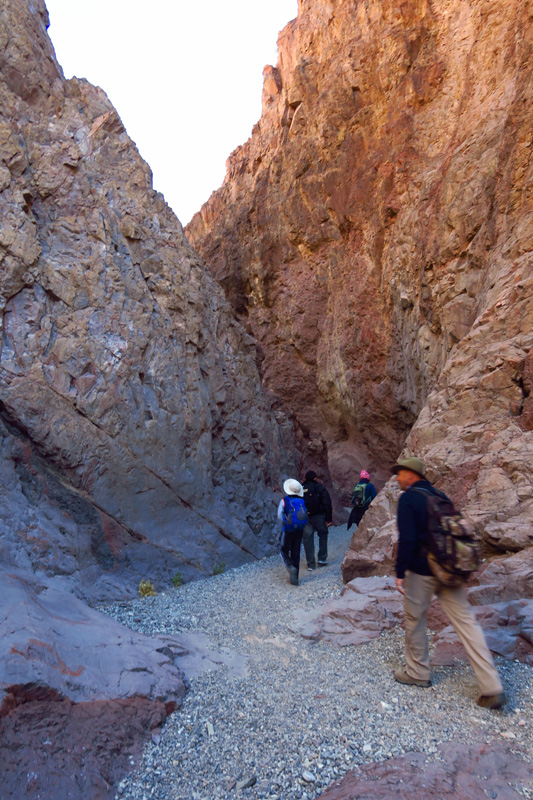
187 0 533 529
0 696 168 799
0 0 297 604
318 741 532 800
0 3 299 794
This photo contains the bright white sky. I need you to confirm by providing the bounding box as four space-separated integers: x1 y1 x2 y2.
45 0 298 225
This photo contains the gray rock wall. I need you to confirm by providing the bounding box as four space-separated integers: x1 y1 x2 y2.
0 0 297 601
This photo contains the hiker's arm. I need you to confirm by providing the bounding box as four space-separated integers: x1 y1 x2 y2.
395 493 417 579
366 483 377 506
322 486 333 523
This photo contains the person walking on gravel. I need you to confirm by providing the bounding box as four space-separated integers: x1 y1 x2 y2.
347 469 377 531
392 456 506 709
302 470 333 569
278 479 308 586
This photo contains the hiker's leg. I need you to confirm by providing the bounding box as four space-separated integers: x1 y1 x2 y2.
353 508 365 526
315 515 329 562
291 530 304 576
279 529 292 572
438 585 503 696
403 572 436 681
302 522 316 568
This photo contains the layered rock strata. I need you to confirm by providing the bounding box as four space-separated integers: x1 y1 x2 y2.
187 0 533 537
0 0 297 604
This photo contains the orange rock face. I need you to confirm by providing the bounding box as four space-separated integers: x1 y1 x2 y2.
187 0 533 520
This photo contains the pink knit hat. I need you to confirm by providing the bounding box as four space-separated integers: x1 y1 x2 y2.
360 470 370 480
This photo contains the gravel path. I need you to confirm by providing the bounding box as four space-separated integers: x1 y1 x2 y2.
105 525 533 800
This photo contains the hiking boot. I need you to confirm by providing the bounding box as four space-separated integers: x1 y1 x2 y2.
394 669 432 688
477 692 506 709
289 566 299 586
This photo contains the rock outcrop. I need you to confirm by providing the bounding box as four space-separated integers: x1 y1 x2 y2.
289 575 533 665
186 0 533 547
0 569 185 798
318 741 532 800
0 566 248 799
0 0 297 604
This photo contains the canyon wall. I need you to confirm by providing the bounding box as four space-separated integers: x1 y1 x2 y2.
0 0 298 605
0 1 299 786
1 0 531 793
187 0 533 521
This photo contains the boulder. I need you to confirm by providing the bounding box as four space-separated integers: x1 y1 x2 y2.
0 570 187 709
0 567 248 799
289 576 403 646
291 574 533 667
318 741 532 800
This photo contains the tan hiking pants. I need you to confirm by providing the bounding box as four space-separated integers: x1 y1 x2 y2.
403 571 503 696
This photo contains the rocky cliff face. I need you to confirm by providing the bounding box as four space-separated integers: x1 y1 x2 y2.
187 0 533 522
2 0 532 794
0 0 297 604
0 1 300 789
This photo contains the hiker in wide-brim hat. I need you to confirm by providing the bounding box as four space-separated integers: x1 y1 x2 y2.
391 455 505 709
391 457 426 479
282 478 304 497
277 478 307 586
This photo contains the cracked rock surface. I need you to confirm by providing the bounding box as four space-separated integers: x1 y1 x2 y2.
187 0 533 532
0 0 297 602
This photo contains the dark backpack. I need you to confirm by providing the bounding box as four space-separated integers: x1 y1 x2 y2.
351 482 368 509
413 487 480 586
282 496 308 532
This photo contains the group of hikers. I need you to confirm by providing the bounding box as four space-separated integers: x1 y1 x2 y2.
277 458 506 711
277 468 376 584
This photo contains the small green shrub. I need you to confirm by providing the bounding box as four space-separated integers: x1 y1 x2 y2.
138 579 157 597
172 572 183 588
213 561 225 576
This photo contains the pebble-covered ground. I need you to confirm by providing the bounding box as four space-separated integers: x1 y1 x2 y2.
103 525 533 800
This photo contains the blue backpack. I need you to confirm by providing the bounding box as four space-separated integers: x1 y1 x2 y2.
282 496 308 532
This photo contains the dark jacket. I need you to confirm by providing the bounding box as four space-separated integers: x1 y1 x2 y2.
395 479 448 579
303 480 332 523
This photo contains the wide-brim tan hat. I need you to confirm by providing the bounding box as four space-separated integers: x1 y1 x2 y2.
391 457 426 479
283 478 304 497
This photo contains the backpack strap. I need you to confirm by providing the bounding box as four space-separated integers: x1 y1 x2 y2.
411 486 448 501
